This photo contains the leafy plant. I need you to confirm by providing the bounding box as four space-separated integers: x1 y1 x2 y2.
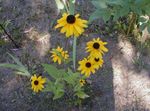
42 64 88 100
90 0 150 34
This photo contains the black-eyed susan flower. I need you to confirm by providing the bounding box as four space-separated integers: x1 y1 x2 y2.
86 38 108 58
51 46 69 64
55 13 88 37
91 57 104 70
78 58 96 77
31 74 46 93
79 79 86 86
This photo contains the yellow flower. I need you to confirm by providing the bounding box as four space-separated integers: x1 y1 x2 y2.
51 46 69 64
78 58 96 77
86 38 108 58
79 79 86 86
55 13 88 37
90 57 104 70
31 74 46 93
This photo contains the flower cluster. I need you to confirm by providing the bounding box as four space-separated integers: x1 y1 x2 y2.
78 38 108 77
30 12 108 93
51 46 69 64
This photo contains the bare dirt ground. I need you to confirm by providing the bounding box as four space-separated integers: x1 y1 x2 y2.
0 0 150 111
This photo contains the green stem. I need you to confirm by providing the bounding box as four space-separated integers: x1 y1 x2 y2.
73 37 77 71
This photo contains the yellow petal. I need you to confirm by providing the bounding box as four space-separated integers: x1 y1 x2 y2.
60 25 67 33
55 21 67 29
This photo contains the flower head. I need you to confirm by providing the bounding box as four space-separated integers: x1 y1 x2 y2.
55 13 88 37
79 79 86 86
31 74 46 93
78 58 96 77
51 46 69 64
86 38 108 58
90 57 104 70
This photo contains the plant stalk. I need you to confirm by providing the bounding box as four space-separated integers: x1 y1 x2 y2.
0 24 19 48
73 37 77 71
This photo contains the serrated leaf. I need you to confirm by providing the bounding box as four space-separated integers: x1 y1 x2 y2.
64 74 79 85
63 68 80 85
53 82 64 100
42 64 63 79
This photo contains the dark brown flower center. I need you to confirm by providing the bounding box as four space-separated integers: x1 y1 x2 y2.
93 42 100 49
34 80 39 85
95 58 99 62
67 15 76 24
85 62 91 68
80 80 83 83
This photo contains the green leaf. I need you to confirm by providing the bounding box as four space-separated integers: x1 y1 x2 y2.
89 9 112 23
0 63 30 76
74 84 82 92
63 68 80 85
42 64 63 79
92 0 107 9
55 0 64 10
15 71 30 76
0 63 20 69
75 91 89 99
53 82 64 100
7 53 24 67
53 89 64 100
43 79 64 100
43 80 54 92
